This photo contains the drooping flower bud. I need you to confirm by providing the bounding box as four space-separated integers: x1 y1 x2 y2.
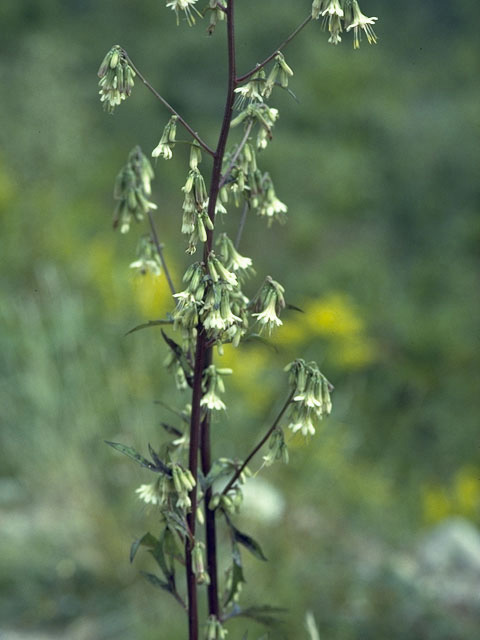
97 45 136 113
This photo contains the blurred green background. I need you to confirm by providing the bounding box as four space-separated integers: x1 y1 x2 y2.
1 1 479 638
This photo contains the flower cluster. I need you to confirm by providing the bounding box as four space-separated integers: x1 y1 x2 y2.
172 463 196 511
204 616 228 640
234 70 266 109
166 0 201 27
231 103 279 150
181 166 210 254
97 45 136 112
285 359 333 436
113 147 157 233
215 233 254 281
207 0 226 36
200 365 232 412
129 234 162 276
251 277 286 334
152 115 178 160
263 52 294 99
263 428 289 466
312 0 378 48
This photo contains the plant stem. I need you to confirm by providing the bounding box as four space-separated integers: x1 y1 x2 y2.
236 14 312 83
123 51 215 157
186 331 208 640
147 210 176 296
186 2 237 635
234 202 249 250
220 391 294 498
218 120 253 190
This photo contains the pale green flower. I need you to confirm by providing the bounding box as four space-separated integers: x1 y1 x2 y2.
346 0 378 49
166 0 201 26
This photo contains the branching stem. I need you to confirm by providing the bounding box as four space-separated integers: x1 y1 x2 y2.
236 14 313 83
219 120 254 190
186 2 237 636
147 210 176 296
220 391 294 498
122 50 215 157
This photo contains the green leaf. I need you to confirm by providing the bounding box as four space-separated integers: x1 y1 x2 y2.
147 443 172 476
160 422 183 438
125 318 174 336
105 441 155 471
285 303 304 313
161 330 193 385
140 571 172 593
233 526 267 562
235 605 286 627
130 532 158 563
163 525 184 564
149 535 172 581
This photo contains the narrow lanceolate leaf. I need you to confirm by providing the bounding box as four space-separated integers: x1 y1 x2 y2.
140 571 172 593
148 443 172 476
105 441 171 476
234 605 286 627
230 522 267 561
161 330 194 385
285 303 304 313
160 422 183 437
105 441 156 471
130 532 158 563
125 318 174 336
149 534 172 581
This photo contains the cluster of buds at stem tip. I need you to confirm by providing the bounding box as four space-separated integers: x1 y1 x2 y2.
312 0 378 48
113 147 157 233
231 103 279 151
152 115 178 160
284 359 333 436
263 427 289 466
200 365 232 412
251 277 286 334
192 542 210 585
171 463 196 511
97 45 135 113
129 234 162 276
263 52 294 99
166 0 202 27
204 616 228 640
207 0 226 35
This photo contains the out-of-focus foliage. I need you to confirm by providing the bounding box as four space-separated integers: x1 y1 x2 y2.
1 1 479 638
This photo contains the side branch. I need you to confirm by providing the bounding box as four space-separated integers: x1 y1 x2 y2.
220 391 294 497
147 210 176 296
218 120 254 191
236 14 312 83
122 51 215 156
